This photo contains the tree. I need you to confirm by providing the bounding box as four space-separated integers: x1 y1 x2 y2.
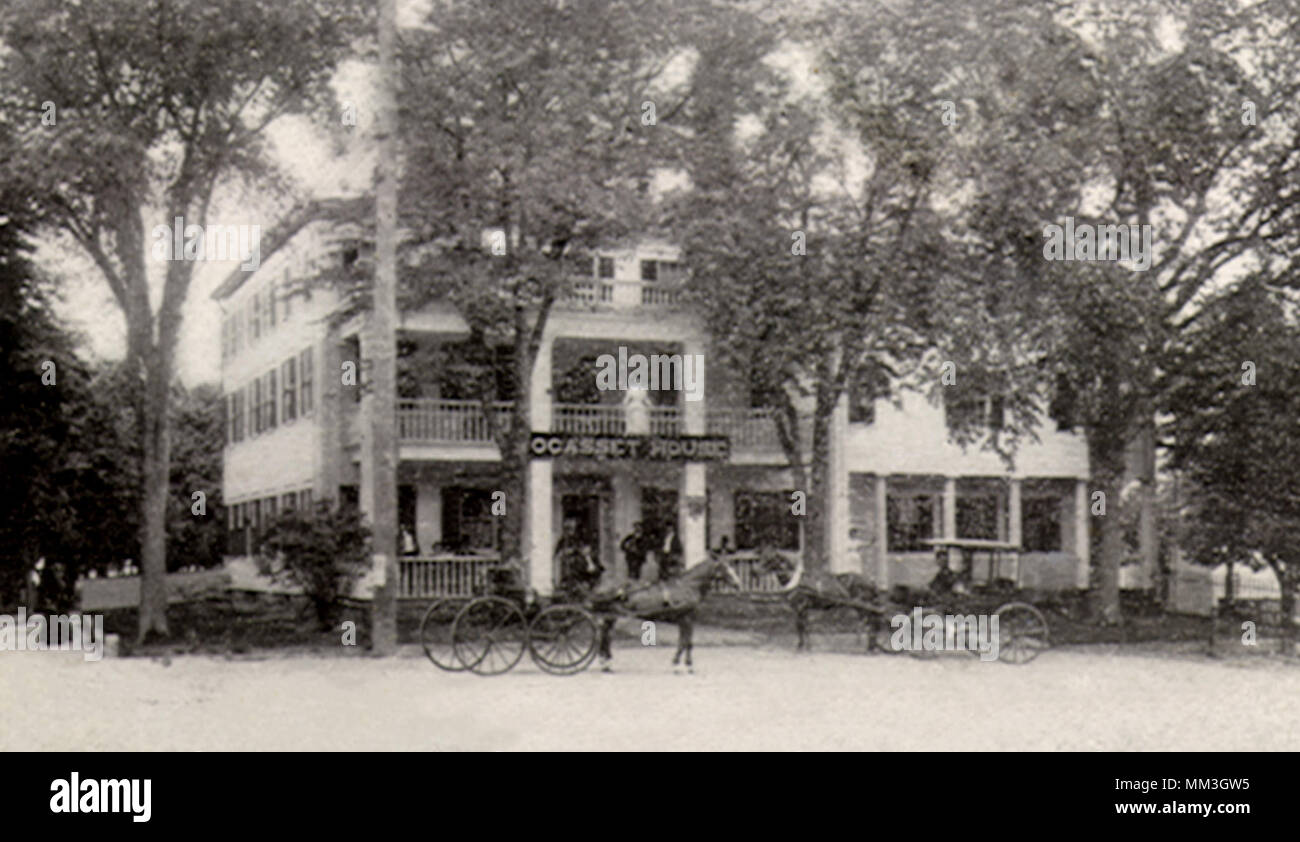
822 0 1300 621
1164 279 1300 654
670 4 955 570
392 0 684 569
0 0 364 639
258 501 370 630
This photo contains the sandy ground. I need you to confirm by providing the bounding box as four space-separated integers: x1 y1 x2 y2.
4 638 1299 751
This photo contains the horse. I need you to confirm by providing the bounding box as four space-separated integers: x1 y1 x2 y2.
588 554 742 673
754 546 887 651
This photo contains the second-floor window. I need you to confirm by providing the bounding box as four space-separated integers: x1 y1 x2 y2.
887 494 938 551
262 370 278 432
299 347 314 414
228 391 245 443
598 256 615 279
251 379 263 434
640 259 658 282
281 357 297 422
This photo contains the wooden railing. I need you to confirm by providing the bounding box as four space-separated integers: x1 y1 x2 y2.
398 555 499 598
562 280 682 308
706 407 783 451
397 399 511 444
552 403 626 434
714 552 786 594
395 400 785 454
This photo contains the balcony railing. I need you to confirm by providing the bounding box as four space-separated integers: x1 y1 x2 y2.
397 399 511 444
562 280 681 308
398 554 498 598
706 407 783 451
395 400 783 454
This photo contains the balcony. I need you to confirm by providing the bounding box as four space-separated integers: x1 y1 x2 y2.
394 399 785 457
563 280 682 308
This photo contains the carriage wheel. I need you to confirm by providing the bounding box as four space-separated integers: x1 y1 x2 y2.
994 602 1050 665
528 605 599 675
419 598 468 672
452 597 527 676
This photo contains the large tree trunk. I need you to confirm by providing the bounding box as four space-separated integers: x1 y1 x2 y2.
1092 463 1124 625
802 408 834 573
136 350 172 641
1277 565 1296 657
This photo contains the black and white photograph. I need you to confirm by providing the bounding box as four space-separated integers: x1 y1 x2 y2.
0 0 1294 815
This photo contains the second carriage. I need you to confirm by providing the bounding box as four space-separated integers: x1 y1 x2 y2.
419 561 603 676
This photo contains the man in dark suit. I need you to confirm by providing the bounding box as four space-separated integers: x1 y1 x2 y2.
657 523 683 582
620 522 648 582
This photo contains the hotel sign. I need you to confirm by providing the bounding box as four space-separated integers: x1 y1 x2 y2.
529 433 730 462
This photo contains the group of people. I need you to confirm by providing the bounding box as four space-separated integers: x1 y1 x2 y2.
555 518 687 598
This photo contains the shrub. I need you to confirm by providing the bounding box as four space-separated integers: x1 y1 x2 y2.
257 501 370 630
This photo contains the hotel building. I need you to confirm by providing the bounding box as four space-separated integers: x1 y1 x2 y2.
214 222 1120 600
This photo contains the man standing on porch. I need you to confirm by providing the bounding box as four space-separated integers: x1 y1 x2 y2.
620 522 648 582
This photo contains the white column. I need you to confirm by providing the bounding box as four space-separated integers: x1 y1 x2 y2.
1074 479 1090 588
875 475 889 589
943 477 957 540
827 396 851 573
527 461 554 595
1008 478 1023 586
679 338 707 568
679 463 707 568
415 474 439 555
525 331 554 594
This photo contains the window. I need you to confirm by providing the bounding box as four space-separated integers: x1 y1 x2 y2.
946 393 1005 432
956 495 999 540
281 358 297 422
1049 374 1076 431
1023 498 1062 552
887 495 937 551
440 488 500 552
848 383 876 424
266 282 277 328
281 269 292 320
659 261 684 282
230 391 244 442
298 489 313 511
598 256 615 279
251 379 263 435
640 259 658 282
299 348 314 414
263 370 277 431
734 491 801 551
251 293 262 341
264 496 277 523
281 493 296 512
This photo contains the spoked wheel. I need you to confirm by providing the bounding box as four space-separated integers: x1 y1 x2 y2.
452 596 528 676
994 601 1050 665
419 598 469 672
528 605 600 675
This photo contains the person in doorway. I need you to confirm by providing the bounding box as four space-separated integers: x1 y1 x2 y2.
400 525 419 556
557 518 602 597
657 523 683 582
620 522 648 583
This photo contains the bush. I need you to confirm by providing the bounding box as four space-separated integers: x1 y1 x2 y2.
257 501 370 630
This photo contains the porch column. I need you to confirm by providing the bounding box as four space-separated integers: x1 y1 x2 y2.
1008 478 1023 586
1074 479 1091 588
875 475 889 589
679 338 707 568
827 396 851 573
1008 479 1023 547
525 332 554 594
943 477 957 540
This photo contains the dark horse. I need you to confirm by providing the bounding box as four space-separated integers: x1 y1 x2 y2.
755 546 886 651
589 554 741 673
